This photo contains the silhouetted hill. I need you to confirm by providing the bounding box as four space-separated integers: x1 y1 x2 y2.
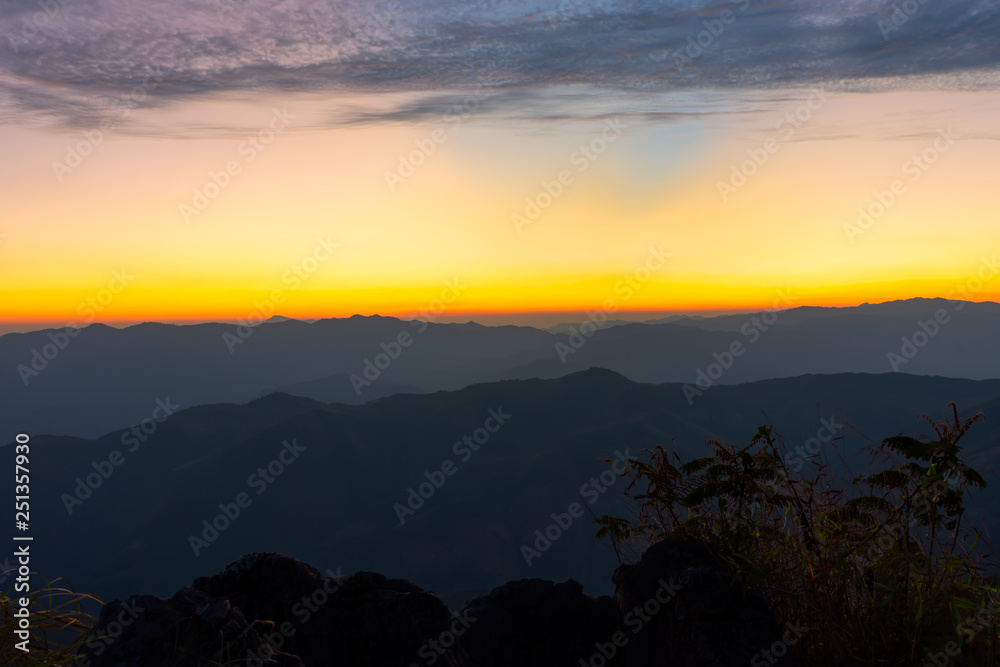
503 298 1000 384
14 370 1000 611
261 373 426 403
668 298 1000 331
0 316 552 437
4 299 1000 438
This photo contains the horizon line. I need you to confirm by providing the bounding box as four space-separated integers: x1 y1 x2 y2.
1 296 997 336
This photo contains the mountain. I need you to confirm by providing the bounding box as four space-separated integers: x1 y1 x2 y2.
500 297 1000 385
12 369 1000 611
546 314 704 333
0 316 553 437
260 373 427 403
546 319 639 333
4 298 1000 438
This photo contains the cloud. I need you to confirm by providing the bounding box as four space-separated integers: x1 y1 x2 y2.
1 0 999 128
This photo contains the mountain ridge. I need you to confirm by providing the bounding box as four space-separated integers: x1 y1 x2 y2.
16 369 1000 611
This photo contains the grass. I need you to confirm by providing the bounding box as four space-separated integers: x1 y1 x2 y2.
1 575 290 666
0 575 100 666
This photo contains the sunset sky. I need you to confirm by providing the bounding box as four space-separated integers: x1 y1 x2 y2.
2 0 999 330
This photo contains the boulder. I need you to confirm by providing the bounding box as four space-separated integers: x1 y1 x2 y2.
77 585 303 667
77 543 797 667
612 539 797 666
191 552 474 666
457 578 621 666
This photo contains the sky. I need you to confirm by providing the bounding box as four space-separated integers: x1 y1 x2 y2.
1 0 999 330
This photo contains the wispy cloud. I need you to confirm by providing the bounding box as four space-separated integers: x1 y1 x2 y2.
1 0 999 128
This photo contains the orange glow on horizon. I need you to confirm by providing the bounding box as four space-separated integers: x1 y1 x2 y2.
2 282 998 330
2 88 999 332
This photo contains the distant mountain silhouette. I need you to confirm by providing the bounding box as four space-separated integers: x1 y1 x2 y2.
260 373 427 403
545 314 701 333
506 298 1000 385
16 369 1000 611
3 298 999 437
0 316 551 437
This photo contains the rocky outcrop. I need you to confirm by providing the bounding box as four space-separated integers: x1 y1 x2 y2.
192 553 473 666
78 540 793 666
457 578 621 666
612 539 797 666
76 585 304 667
79 553 473 667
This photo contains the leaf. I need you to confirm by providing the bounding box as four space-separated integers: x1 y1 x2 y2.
881 436 938 461
859 470 911 490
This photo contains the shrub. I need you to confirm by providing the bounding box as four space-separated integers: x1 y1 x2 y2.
596 403 1000 666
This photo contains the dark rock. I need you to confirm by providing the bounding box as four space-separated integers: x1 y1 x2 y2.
77 585 304 667
612 539 797 667
191 552 475 667
77 543 797 667
457 578 622 666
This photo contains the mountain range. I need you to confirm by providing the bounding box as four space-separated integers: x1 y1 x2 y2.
11 368 1000 612
3 298 999 438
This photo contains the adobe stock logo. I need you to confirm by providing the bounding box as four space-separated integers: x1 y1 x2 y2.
887 258 998 372
877 0 929 40
188 439 307 557
350 279 465 395
782 417 843 474
844 127 958 244
62 397 180 515
555 245 670 363
520 449 635 567
6 0 72 54
682 289 797 405
16 269 135 386
512 118 628 233
393 407 512 524
717 90 827 202
180 107 294 224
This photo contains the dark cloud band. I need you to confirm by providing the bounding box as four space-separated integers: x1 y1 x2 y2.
1 0 998 127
